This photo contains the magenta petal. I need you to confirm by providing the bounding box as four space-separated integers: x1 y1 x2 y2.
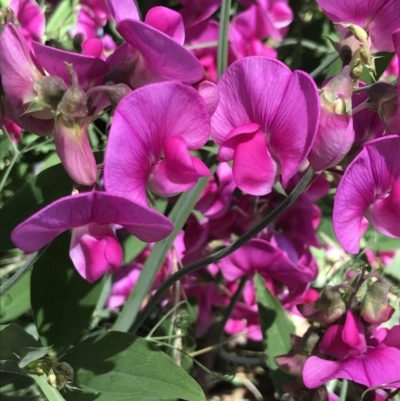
11 191 173 252
367 181 400 237
316 0 400 52
148 136 210 197
268 70 319 185
218 238 312 301
9 0 45 43
54 117 97 187
70 224 123 282
232 131 277 195
333 136 400 253
32 41 107 90
145 7 185 45
106 0 140 23
304 346 400 389
105 81 210 205
309 111 354 171
117 19 204 85
342 311 366 351
211 57 318 187
217 123 261 161
195 80 220 116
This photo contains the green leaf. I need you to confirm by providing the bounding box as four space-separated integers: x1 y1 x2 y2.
122 235 146 264
62 331 206 401
18 346 52 368
114 172 213 333
29 374 66 401
31 232 105 354
0 271 31 323
0 361 26 376
45 0 79 42
0 324 41 362
255 274 295 394
0 163 73 251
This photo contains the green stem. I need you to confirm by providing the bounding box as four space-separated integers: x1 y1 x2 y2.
113 163 215 332
340 379 348 401
131 166 314 334
217 0 232 79
0 247 48 297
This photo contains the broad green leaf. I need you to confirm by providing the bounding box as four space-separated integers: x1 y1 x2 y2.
0 324 40 362
62 331 206 401
0 163 73 251
0 360 26 376
0 271 31 323
18 346 52 368
255 274 295 394
31 232 105 354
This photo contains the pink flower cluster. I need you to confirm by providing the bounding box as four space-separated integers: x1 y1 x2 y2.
2 0 400 397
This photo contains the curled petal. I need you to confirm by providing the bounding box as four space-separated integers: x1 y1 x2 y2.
11 191 174 252
70 224 123 282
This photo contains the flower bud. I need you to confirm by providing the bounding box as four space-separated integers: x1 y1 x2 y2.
297 287 346 324
367 82 398 133
340 23 369 45
104 82 131 108
35 76 68 110
361 280 395 325
308 67 354 170
57 71 87 120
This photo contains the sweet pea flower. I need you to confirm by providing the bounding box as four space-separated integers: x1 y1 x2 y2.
11 191 173 282
308 67 355 171
105 0 204 89
303 311 400 389
211 56 319 196
8 0 45 44
333 135 400 253
104 80 211 207
179 0 220 28
218 238 316 307
316 0 400 52
0 23 54 135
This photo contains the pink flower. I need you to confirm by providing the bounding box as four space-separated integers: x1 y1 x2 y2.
11 191 173 282
104 81 211 207
303 311 400 389
333 135 400 253
211 56 319 196
8 0 45 44
179 0 220 28
105 0 204 88
308 67 355 171
316 0 400 52
218 238 315 307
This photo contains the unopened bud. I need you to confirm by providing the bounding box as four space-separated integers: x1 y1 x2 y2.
297 287 346 324
35 76 68 109
361 280 395 324
320 66 353 115
58 71 87 120
275 352 307 378
367 82 398 133
104 82 131 108
340 23 369 45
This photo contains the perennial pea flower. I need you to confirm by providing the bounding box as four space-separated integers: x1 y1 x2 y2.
303 311 400 389
333 135 400 253
11 191 173 282
211 56 319 196
104 0 204 89
218 238 316 307
316 0 400 52
8 0 45 44
308 67 355 171
104 80 211 207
